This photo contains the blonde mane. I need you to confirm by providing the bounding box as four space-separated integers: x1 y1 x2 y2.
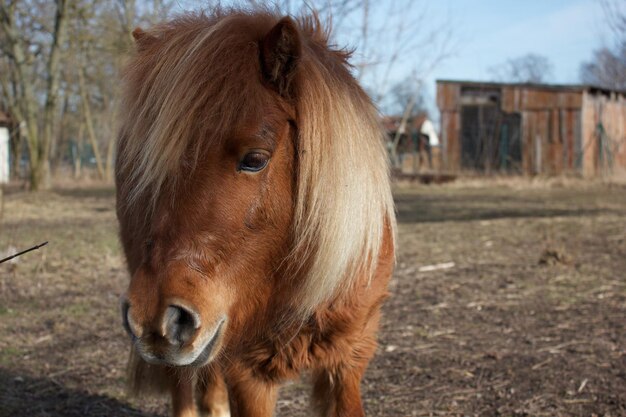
289 16 396 316
116 9 396 318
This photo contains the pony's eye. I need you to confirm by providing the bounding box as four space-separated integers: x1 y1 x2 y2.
239 151 269 172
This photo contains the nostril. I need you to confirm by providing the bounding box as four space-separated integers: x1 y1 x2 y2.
163 304 201 346
121 299 138 338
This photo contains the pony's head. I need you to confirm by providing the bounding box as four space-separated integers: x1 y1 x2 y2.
116 9 394 368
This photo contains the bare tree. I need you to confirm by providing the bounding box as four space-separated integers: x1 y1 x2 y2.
386 75 429 169
488 53 554 84
344 1 455 102
69 0 123 181
600 0 625 40
58 0 174 182
580 45 626 90
0 0 70 190
1 0 452 187
579 0 625 90
388 76 427 117
0 0 174 187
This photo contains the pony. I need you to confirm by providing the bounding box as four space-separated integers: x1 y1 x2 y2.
115 7 396 417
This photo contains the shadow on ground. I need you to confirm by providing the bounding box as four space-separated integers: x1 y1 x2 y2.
52 186 117 200
0 369 159 417
395 190 622 223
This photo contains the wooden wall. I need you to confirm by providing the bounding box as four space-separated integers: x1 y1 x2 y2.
436 83 461 171
435 82 625 176
581 91 626 177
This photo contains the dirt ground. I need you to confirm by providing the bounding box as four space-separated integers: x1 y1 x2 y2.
1 179 625 416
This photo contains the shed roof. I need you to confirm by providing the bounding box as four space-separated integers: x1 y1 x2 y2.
436 79 626 97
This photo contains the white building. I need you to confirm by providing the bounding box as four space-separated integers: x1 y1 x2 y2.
0 113 9 183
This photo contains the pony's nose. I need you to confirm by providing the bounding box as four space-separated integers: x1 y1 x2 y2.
162 303 201 346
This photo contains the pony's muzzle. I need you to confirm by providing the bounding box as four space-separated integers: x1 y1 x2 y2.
121 296 225 366
121 298 200 341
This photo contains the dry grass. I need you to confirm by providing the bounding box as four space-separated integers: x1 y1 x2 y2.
1 179 626 416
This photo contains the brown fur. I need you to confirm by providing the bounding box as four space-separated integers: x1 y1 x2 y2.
116 7 395 417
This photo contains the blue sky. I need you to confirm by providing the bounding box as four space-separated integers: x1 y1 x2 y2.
433 0 605 84
173 0 618 115
336 0 615 114
408 0 611 116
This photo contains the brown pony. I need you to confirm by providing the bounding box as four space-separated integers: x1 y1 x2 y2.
116 7 396 417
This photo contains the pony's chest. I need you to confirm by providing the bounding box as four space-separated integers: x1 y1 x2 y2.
238 320 352 382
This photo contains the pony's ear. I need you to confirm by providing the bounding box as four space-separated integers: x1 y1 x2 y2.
131 27 156 51
260 17 301 98
132 27 147 42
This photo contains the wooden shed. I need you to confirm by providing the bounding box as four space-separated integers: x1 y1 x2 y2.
437 80 626 177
